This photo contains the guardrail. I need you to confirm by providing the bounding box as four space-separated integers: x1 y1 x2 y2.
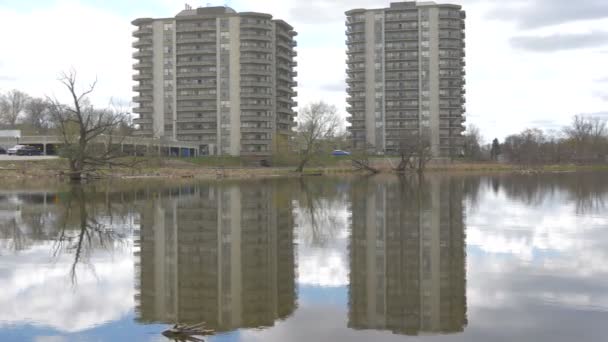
0 135 201 157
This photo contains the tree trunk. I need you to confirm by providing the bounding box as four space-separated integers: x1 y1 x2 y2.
295 152 310 173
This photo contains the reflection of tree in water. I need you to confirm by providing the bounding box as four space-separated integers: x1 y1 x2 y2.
480 173 608 214
296 178 350 248
0 193 60 252
52 186 132 285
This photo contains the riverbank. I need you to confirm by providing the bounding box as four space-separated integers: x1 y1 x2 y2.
0 157 607 181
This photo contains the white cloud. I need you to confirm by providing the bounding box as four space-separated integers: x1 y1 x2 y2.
1 0 607 138
0 0 134 106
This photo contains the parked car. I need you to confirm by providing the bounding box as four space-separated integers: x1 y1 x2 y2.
7 145 26 156
8 145 42 156
331 150 351 156
0 146 6 154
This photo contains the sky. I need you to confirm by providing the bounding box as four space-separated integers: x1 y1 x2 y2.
0 0 608 142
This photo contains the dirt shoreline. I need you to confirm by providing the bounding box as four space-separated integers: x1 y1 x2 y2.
1 157 607 181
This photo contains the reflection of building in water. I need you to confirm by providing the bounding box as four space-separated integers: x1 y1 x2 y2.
349 176 467 335
135 182 296 331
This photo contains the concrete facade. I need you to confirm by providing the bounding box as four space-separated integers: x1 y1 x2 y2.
132 5 297 157
346 1 466 157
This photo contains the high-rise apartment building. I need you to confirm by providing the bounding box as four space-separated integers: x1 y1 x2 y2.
132 5 297 157
345 2 466 157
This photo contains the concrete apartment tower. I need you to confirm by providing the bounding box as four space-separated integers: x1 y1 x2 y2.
345 2 466 157
132 5 297 157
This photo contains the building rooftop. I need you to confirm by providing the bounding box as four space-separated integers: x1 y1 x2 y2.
176 4 236 17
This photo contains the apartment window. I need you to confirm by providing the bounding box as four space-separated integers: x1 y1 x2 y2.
164 23 173 31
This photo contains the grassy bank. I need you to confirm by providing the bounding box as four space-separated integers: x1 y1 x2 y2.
1 157 607 181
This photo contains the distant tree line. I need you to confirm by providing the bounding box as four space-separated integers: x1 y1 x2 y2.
463 115 608 165
0 89 55 133
0 88 134 135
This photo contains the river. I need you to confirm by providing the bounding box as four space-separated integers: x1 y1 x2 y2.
1 172 607 341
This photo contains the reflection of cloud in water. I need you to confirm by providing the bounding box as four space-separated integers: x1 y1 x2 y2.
295 201 349 287
0 241 133 333
466 185 608 314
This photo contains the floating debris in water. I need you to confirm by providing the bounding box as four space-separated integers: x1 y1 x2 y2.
162 322 214 342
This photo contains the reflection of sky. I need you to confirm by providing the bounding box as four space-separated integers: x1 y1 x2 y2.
294 200 350 287
0 236 148 341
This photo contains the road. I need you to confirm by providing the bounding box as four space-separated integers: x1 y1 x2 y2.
0 155 59 161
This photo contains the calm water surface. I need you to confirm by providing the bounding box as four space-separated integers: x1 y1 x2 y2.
1 173 608 341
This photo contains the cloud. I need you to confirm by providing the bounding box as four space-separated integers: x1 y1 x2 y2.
0 1 134 106
594 92 608 102
595 77 608 83
527 119 563 130
320 82 346 93
0 75 16 82
581 111 608 119
510 31 608 52
487 0 608 29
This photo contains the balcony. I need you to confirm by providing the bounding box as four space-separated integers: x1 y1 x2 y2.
132 95 153 102
132 39 153 48
133 50 153 58
241 45 272 53
176 48 216 56
176 37 217 44
178 83 217 89
385 34 418 42
177 94 217 101
241 126 273 133
346 16 365 24
176 71 216 78
241 68 272 76
133 107 153 113
276 39 292 50
241 57 272 64
385 25 417 32
133 117 153 124
133 73 153 81
177 59 217 67
133 27 153 37
240 104 272 110
133 84 153 91
176 25 217 33
240 22 272 30
133 62 153 70
176 105 217 112
241 33 273 41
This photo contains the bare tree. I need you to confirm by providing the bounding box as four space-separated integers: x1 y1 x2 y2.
463 124 483 160
47 70 133 181
394 129 433 174
350 143 380 174
23 97 52 131
295 101 340 172
0 89 30 127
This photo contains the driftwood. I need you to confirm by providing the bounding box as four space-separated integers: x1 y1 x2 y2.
162 322 215 342
351 158 380 174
